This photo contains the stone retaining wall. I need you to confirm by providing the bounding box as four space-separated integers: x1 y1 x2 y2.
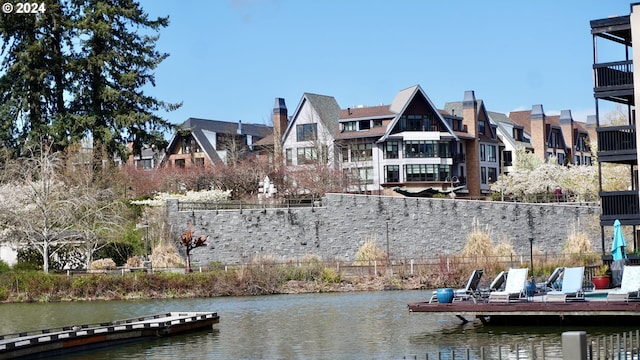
166 193 601 267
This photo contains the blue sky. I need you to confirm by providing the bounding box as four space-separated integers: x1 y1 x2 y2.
140 0 634 127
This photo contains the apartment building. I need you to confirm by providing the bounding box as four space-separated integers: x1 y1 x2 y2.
591 3 640 251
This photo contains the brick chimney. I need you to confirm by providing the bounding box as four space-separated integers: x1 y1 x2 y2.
462 90 480 198
559 110 574 164
530 104 546 162
273 98 288 168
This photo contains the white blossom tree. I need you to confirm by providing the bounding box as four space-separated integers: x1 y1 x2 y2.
0 148 125 272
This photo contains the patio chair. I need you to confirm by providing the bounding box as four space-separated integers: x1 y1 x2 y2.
452 269 484 303
607 265 640 302
488 268 529 302
428 269 484 303
478 271 506 300
536 267 564 293
545 266 585 302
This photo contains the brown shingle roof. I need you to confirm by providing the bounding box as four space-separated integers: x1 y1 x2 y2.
339 105 394 119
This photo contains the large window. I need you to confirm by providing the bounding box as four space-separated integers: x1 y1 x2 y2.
404 164 450 182
480 144 486 161
384 141 398 159
481 167 487 184
404 140 450 158
296 123 317 141
351 167 374 185
350 143 372 162
488 167 498 184
174 159 185 168
385 165 399 183
487 145 496 162
296 147 317 164
398 114 435 131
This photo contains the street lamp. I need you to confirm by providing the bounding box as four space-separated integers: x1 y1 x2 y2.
144 220 149 260
528 237 534 276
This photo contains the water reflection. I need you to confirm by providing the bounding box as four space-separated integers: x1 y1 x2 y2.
0 290 632 359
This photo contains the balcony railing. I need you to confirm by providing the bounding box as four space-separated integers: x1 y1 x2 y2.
599 190 640 225
596 125 636 157
593 60 633 89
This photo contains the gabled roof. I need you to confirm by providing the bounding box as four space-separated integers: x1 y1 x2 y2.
379 85 457 142
443 99 500 144
488 111 532 149
283 93 341 140
161 118 273 165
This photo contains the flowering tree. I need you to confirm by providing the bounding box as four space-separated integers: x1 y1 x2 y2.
0 149 125 272
491 147 598 202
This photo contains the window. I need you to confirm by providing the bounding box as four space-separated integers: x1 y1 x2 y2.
373 119 383 127
297 147 317 164
286 149 293 166
503 150 513 166
385 165 399 183
175 159 185 168
194 157 204 167
557 153 565 165
398 114 434 131
138 159 153 170
481 166 487 184
487 145 496 162
181 139 191 154
404 140 450 158
296 123 317 141
488 167 497 184
359 120 370 130
344 122 356 131
384 141 398 159
478 121 485 135
404 164 450 182
341 147 349 162
352 167 374 184
480 144 486 161
350 143 372 162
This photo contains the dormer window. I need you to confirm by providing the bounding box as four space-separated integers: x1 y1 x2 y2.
344 122 356 131
359 120 370 130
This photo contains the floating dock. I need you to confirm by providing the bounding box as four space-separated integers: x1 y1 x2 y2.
0 311 219 359
408 293 640 326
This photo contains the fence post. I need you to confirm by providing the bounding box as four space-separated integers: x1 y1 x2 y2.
562 331 587 360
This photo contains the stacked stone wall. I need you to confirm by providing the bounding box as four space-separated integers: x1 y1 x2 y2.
166 194 601 267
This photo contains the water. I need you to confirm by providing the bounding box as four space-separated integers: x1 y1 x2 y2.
0 290 629 359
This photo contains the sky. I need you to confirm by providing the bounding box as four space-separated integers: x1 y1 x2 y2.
139 0 635 128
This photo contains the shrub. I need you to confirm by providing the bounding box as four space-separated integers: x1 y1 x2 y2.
353 240 387 265
0 260 10 273
90 258 117 270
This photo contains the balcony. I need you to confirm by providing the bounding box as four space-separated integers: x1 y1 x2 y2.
599 190 640 226
596 125 637 164
593 60 634 104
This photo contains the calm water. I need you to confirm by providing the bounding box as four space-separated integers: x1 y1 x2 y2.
0 290 631 359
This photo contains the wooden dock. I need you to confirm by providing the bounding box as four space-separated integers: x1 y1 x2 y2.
408 295 640 326
0 311 219 359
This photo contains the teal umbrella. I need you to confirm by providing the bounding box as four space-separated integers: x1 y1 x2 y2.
612 219 627 261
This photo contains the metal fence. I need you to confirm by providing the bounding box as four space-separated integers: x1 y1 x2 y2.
177 198 324 211
400 330 640 359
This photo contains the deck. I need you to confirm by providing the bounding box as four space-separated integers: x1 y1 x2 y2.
408 292 640 326
0 311 220 359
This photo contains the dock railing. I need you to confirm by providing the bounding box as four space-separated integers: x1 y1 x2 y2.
400 330 640 359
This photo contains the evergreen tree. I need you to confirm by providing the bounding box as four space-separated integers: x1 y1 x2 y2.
69 0 179 163
0 0 178 161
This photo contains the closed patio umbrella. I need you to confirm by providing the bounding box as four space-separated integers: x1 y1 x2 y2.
612 219 627 261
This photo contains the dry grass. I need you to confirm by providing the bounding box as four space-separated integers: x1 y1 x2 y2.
149 243 184 268
89 258 116 270
353 239 387 265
